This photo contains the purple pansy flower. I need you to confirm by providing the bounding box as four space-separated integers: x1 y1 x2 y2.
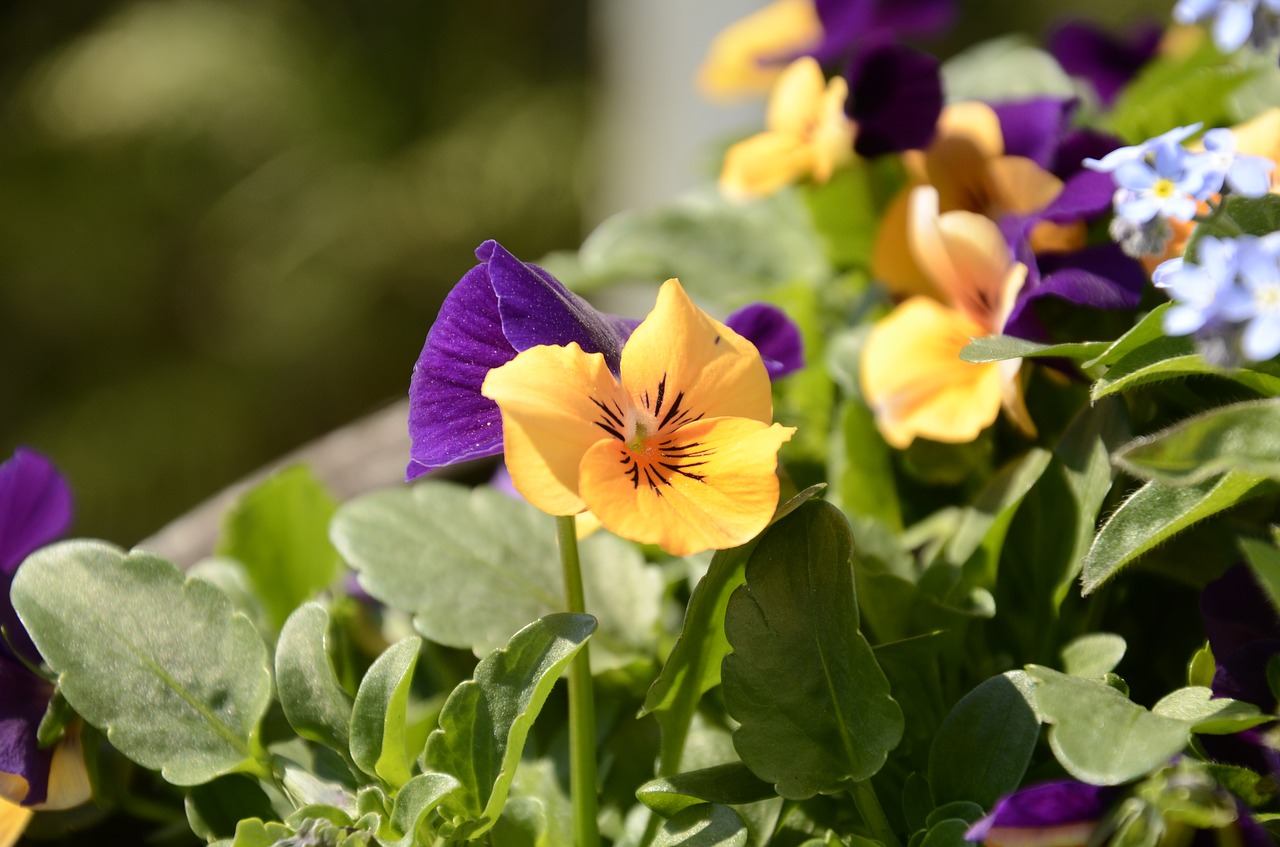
965 779 1112 846
0 448 77 808
844 40 942 157
806 0 954 67
407 241 805 480
1048 20 1162 107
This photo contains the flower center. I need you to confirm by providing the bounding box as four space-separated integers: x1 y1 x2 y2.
589 374 712 495
1152 178 1176 199
1255 282 1280 312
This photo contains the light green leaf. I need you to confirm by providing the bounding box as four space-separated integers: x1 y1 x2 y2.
637 763 776 818
276 603 355 758
1081 472 1274 594
723 501 904 798
803 158 902 269
941 36 1074 102
928 673 1039 809
651 804 749 847
1114 399 1280 485
426 613 596 840
960 336 1108 364
12 541 272 785
218 464 340 631
1085 305 1176 369
232 818 292 847
1240 537 1280 616
387 773 461 847
1061 634 1127 678
1090 340 1280 400
1151 687 1267 734
1188 194 1280 252
1029 667 1192 784
829 397 902 531
350 637 419 788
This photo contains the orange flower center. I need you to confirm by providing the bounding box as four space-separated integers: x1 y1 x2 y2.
589 374 712 495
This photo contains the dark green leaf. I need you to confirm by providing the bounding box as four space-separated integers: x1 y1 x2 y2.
1114 399 1280 485
426 613 596 839
276 603 355 757
1084 304 1172 369
1240 537 1280 618
1081 473 1274 594
12 542 272 785
1091 339 1280 400
1188 195 1280 251
830 398 902 531
917 818 971 847
926 802 985 827
960 336 1107 364
350 637 420 788
218 464 340 631
928 674 1039 809
723 501 904 798
651 804 749 847
186 775 278 842
637 763 776 818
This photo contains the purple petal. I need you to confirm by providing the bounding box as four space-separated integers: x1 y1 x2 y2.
0 652 54 806
992 98 1077 170
1200 564 1280 659
846 41 942 157
1004 245 1145 340
1212 640 1280 709
1039 169 1117 223
1048 20 1162 106
809 0 954 66
725 303 805 379
1053 129 1128 181
0 449 72 576
865 0 955 40
966 780 1111 842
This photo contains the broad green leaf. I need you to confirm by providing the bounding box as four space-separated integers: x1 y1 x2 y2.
1240 537 1280 615
926 802 985 827
490 797 546 847
388 773 461 847
276 603 355 757
941 36 1075 102
803 158 901 269
1151 687 1266 734
928 674 1039 809
946 449 1052 574
918 819 971 847
350 637 420 788
1029 667 1192 784
830 397 902 531
12 541 272 785
722 501 904 798
218 464 340 631
903 772 934 833
1188 195 1280 253
1090 339 1280 400
1114 399 1280 485
637 763 776 818
1081 472 1274 594
960 336 1108 364
1061 634 1126 678
1084 304 1173 369
186 775 278 843
426 613 596 840
651 804 749 847
332 482 657 662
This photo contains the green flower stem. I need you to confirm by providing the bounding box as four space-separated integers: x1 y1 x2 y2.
849 779 901 847
1196 203 1244 238
556 515 600 847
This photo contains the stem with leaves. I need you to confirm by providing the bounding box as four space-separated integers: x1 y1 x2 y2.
849 779 901 847
556 515 600 847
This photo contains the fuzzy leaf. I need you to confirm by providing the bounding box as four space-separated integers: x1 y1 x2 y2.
350 637 420 788
960 336 1107 364
276 603 355 757
1114 399 1280 485
1061 634 1127 678
637 763 776 818
928 673 1039 809
651 804 749 847
387 773 461 847
11 541 272 785
722 500 904 798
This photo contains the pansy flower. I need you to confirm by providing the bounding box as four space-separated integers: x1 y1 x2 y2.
0 449 92 845
407 240 803 479
1048 20 1163 107
965 779 1113 847
480 279 795 557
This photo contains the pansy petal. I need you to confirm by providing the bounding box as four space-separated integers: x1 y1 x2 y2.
966 779 1111 843
0 657 53 806
987 156 1067 218
37 730 90 812
925 102 1006 212
992 98 1076 169
697 0 822 99
621 280 774 426
482 343 627 516
861 297 1004 448
871 190 946 299
1200 564 1280 658
579 417 793 556
0 449 72 576
0 799 31 847
767 57 828 137
1232 108 1280 163
725 303 805 379
720 131 815 198
847 41 943 157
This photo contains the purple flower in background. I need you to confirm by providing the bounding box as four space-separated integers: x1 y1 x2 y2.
806 0 954 67
965 780 1112 846
407 240 805 479
1048 20 1162 106
844 40 943 157
0 449 89 818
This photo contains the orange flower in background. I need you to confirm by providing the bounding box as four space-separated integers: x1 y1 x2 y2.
862 186 1035 448
719 57 854 199
482 279 795 556
697 0 821 100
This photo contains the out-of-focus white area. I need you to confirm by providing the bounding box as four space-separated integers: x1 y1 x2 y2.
589 0 769 225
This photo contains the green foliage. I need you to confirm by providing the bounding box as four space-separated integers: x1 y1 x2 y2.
276 603 356 758
1061 634 1127 678
1188 195 1280 252
650 804 749 847
940 36 1075 102
218 464 341 631
637 763 776 818
425 613 596 840
960 336 1109 364
1114 398 1280 484
722 500 904 798
351 637 421 789
12 541 272 785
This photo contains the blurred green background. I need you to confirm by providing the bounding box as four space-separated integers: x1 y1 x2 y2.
0 0 1170 547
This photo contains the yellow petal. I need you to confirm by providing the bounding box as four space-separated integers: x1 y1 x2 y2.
767 57 826 136
908 186 1023 331
811 76 854 182
924 101 1005 213
482 343 627 516
35 732 92 812
720 131 814 198
0 775 26 807
620 280 773 426
1230 107 1280 164
987 156 1065 216
579 417 795 556
0 798 32 847
861 297 1004 448
999 358 1038 441
871 189 945 300
697 0 822 100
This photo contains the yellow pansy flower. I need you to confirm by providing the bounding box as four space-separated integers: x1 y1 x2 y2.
697 0 821 100
482 279 795 556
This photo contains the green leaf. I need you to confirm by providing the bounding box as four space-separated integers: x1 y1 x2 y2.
426 613 596 839
1081 472 1274 594
941 35 1075 102
1029 667 1192 784
1240 536 1280 615
218 464 340 631
917 819 971 847
1061 634 1127 678
803 158 901 269
350 637 420 788
960 336 1108 364
11 541 272 785
1114 399 1280 485
275 603 355 758
722 501 904 798
388 773 461 847
232 818 293 847
1151 687 1267 734
637 763 776 818
1188 194 1280 250
651 804 749 847
928 673 1039 809
185 775 278 843
1090 339 1280 400
830 397 902 531
945 449 1052 579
